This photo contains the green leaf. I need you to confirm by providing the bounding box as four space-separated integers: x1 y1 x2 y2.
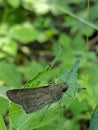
20 61 43 81
89 104 98 130
56 5 98 30
0 38 18 58
0 86 10 96
0 96 9 115
57 59 80 98
58 34 72 52
72 34 85 51
9 60 80 130
33 0 51 15
10 25 39 43
0 61 22 88
7 0 20 8
0 115 7 130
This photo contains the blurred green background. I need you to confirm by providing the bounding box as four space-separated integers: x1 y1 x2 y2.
0 0 98 130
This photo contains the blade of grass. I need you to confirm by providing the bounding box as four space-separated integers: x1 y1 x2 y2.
57 6 98 30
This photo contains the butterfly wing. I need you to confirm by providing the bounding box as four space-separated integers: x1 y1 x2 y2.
21 89 54 113
6 89 23 104
6 86 56 113
6 83 67 114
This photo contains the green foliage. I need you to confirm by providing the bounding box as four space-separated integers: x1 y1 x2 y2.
0 61 22 88
89 105 98 130
9 60 79 130
0 115 7 130
10 25 39 43
0 97 9 115
0 0 98 130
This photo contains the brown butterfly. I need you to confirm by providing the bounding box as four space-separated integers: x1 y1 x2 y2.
6 83 68 114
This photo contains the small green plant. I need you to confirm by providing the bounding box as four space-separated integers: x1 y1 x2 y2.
6 60 80 130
